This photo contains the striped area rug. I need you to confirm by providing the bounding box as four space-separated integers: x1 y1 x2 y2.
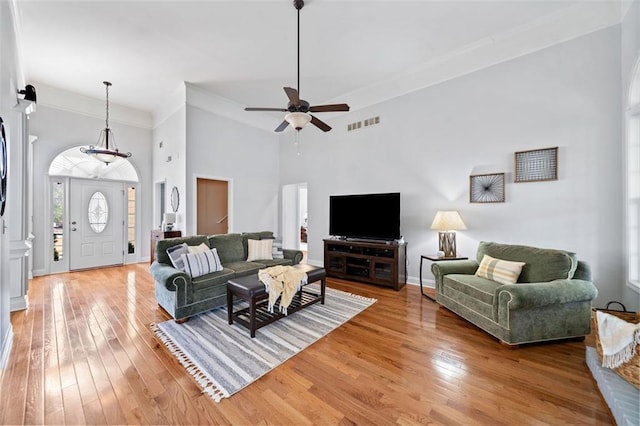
152 284 376 402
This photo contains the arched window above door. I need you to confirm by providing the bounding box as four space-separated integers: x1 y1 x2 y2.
48 146 139 182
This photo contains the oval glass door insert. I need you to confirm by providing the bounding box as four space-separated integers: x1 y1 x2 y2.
88 191 108 233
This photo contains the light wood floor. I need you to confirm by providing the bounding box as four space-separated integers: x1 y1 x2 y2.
0 263 612 425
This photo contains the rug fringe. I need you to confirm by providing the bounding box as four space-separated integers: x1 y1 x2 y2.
151 323 229 402
330 288 377 303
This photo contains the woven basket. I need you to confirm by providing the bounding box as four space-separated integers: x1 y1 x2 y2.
592 302 640 389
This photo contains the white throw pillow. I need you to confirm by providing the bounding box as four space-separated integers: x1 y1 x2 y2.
181 248 223 278
166 243 189 271
187 242 210 253
475 254 525 285
247 239 273 261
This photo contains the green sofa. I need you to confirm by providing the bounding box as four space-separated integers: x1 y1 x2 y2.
431 241 598 346
149 231 303 321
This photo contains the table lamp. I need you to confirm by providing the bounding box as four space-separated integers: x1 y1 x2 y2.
430 211 466 258
163 212 176 231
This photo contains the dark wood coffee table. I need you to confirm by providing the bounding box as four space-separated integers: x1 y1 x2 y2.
226 264 326 337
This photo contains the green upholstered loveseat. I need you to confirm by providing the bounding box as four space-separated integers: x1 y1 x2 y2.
431 241 598 346
149 231 303 321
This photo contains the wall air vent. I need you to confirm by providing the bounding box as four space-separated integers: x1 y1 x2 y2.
347 116 380 131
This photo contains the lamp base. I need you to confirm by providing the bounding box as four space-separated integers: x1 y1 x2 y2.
438 231 457 258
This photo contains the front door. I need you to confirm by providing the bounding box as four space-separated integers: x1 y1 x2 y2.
69 178 124 270
197 178 228 235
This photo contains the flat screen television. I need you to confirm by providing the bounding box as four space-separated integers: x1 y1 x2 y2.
329 192 401 241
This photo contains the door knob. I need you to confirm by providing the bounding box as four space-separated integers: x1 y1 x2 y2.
71 227 77 231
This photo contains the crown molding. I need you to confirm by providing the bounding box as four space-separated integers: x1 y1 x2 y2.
185 83 277 133
33 82 153 129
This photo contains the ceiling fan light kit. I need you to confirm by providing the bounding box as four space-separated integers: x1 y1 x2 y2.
244 0 349 133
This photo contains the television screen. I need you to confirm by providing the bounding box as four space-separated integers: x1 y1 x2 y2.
329 192 401 240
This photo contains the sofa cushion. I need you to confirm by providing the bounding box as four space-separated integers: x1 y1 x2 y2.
476 241 575 283
476 254 525 285
256 258 293 267
190 268 236 296
156 235 209 266
443 274 501 305
223 261 265 276
182 248 223 278
209 233 245 263
247 239 273 261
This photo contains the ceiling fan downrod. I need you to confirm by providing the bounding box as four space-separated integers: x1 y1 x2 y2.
295 0 304 95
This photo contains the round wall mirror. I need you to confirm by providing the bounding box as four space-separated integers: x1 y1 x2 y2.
170 186 179 212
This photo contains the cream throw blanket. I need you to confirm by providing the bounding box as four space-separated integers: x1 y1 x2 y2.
596 311 640 368
258 265 308 315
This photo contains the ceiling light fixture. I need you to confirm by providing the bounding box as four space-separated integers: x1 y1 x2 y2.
80 81 131 165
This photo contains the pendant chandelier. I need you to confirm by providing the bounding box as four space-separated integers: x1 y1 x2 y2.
80 81 131 164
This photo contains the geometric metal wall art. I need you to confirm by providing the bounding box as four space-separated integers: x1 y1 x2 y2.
514 146 558 183
470 172 505 203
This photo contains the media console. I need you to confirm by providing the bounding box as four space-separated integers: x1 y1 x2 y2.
324 238 407 290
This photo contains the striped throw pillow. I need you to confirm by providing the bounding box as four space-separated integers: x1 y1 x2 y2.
181 248 223 278
475 254 525 285
247 239 273 261
167 243 189 271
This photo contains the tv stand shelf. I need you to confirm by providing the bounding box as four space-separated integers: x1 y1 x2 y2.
324 239 407 290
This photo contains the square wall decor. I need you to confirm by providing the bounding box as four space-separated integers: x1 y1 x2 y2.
514 147 558 183
470 173 505 203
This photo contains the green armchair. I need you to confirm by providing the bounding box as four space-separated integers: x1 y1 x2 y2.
431 241 598 346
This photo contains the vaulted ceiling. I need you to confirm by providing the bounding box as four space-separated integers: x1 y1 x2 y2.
14 0 628 128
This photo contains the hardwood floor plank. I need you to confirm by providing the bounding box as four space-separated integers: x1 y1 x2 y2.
1 263 613 425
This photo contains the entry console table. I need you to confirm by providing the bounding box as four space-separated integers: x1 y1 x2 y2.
324 239 407 290
150 230 182 264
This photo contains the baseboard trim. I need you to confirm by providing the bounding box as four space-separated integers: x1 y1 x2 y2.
0 324 14 371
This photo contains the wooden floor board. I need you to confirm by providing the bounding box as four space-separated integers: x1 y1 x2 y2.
0 264 613 425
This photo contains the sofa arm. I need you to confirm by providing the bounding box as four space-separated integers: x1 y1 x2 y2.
283 249 303 265
149 262 191 292
497 279 598 310
431 260 479 292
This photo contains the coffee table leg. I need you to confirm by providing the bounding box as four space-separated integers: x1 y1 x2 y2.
320 278 325 304
227 288 233 325
249 299 256 338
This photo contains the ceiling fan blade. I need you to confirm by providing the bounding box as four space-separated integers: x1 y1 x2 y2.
310 115 331 132
283 87 300 105
275 120 290 132
245 107 288 112
309 103 350 113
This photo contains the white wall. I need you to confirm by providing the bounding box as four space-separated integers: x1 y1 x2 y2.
621 1 640 311
152 104 186 232
185 104 280 235
30 105 153 273
280 26 623 308
0 0 23 368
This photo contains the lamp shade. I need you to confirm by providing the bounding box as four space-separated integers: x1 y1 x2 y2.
163 212 176 224
430 211 466 231
285 112 311 130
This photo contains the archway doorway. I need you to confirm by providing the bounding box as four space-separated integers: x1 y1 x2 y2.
48 146 139 273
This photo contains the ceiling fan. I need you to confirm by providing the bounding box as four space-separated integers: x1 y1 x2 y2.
244 0 350 133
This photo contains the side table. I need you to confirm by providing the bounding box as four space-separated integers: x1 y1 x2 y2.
419 254 468 302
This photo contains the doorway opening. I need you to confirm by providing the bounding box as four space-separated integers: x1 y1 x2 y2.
282 183 308 261
47 146 139 274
